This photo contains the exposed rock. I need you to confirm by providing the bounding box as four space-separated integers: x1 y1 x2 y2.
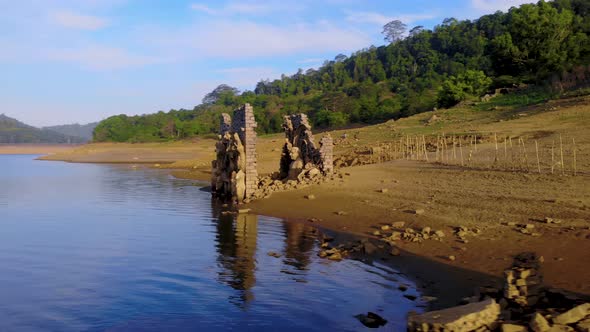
392 221 406 228
530 312 551 332
502 324 528 332
355 312 388 328
553 303 590 325
407 299 500 332
435 230 446 238
267 251 282 258
363 241 378 255
576 318 590 332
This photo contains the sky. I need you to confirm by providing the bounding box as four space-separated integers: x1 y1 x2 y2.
0 0 536 127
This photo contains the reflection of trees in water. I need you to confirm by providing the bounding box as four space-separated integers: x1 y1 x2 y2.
282 222 316 278
213 201 258 308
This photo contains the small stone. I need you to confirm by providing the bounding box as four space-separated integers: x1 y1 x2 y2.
502 324 528 332
530 312 551 332
267 251 281 258
435 230 446 237
525 224 535 229
422 227 431 234
507 222 517 226
421 296 438 303
576 318 590 332
381 225 390 231
355 312 387 328
413 209 425 215
305 194 316 200
335 211 348 216
328 252 343 261
373 230 381 236
447 255 456 261
389 248 401 256
379 188 389 193
392 221 406 228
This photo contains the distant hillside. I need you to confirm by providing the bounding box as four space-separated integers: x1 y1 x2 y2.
43 122 98 142
0 114 86 144
93 0 590 143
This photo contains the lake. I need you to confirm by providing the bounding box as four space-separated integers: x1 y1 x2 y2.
0 155 422 331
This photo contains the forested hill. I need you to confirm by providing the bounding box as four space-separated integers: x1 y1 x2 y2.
93 0 590 143
43 122 98 142
0 114 86 144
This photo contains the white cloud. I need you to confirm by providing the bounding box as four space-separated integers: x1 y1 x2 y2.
470 0 537 13
146 20 370 59
190 3 218 15
190 1 305 16
345 11 437 26
49 10 109 30
46 45 162 70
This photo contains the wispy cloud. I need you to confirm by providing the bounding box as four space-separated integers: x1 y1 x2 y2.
189 3 217 15
189 1 306 16
146 20 369 58
46 45 162 70
345 11 437 26
49 10 110 30
470 0 537 13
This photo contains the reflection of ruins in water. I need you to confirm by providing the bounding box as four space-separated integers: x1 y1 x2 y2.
282 222 316 275
213 201 258 307
211 201 321 306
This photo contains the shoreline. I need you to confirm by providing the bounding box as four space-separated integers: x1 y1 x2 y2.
0 144 79 155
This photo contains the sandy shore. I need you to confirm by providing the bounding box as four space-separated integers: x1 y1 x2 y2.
0 144 78 155
37 96 590 307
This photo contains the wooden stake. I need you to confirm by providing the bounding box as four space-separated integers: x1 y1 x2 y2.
459 139 464 166
494 133 498 164
573 138 577 176
560 134 565 175
551 140 555 174
535 140 541 174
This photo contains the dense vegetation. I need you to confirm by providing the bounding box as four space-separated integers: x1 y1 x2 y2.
94 0 590 142
0 114 86 144
43 122 98 142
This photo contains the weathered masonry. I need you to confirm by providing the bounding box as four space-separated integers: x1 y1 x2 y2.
212 104 334 203
211 104 258 202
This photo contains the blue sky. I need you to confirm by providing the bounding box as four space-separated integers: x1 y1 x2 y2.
0 0 534 127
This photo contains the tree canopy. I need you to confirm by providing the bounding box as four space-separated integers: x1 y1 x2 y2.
93 0 590 143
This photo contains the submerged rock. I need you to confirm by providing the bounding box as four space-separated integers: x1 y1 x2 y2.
355 312 388 328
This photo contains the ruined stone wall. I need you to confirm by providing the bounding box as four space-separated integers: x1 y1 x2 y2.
280 114 333 180
211 103 258 202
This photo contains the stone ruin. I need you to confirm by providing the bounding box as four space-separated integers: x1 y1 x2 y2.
503 252 544 307
279 114 333 181
211 105 334 203
211 104 258 202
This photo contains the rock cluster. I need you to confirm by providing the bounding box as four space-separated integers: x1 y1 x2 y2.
280 114 333 180
408 252 590 332
377 222 446 245
408 299 501 332
504 252 544 307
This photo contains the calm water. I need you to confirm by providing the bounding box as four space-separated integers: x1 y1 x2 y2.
0 155 421 331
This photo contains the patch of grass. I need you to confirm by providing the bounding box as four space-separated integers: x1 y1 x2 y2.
475 87 556 111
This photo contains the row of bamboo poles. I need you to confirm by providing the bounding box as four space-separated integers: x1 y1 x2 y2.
369 133 580 176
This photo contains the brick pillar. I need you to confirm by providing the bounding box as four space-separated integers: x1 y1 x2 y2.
232 104 258 198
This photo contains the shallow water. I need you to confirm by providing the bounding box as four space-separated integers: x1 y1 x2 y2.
0 155 422 331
